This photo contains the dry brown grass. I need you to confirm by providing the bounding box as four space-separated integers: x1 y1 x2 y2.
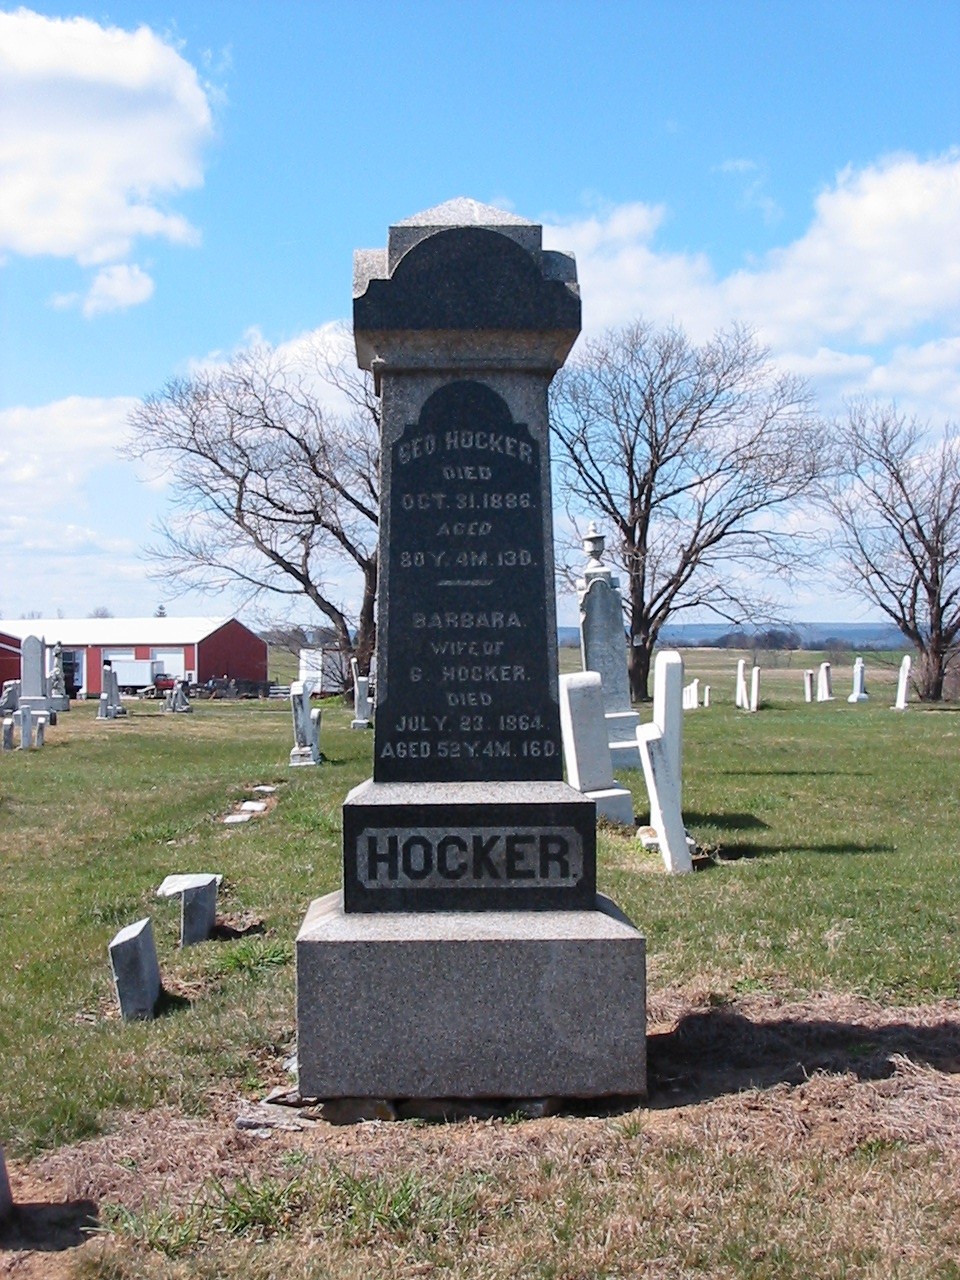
3 989 959 1279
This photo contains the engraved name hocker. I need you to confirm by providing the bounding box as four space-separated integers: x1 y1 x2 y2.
356 826 585 888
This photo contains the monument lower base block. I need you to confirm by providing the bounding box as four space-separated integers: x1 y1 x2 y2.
296 890 646 1100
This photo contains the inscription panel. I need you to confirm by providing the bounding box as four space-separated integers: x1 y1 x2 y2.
375 381 562 783
357 825 584 890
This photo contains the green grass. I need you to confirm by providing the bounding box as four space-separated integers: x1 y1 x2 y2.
0 652 957 1164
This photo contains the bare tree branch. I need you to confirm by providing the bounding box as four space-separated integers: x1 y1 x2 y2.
551 319 825 699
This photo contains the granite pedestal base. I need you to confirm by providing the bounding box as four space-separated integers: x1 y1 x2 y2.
296 890 646 1100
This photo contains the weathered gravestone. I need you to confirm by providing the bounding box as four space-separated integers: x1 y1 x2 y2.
894 654 911 710
18 634 50 720
558 671 634 825
816 661 834 702
109 918 161 1020
296 199 647 1101
848 655 869 703
350 657 372 730
577 522 640 769
289 680 321 766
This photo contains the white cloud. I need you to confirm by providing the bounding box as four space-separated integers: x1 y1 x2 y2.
545 151 960 421
0 7 213 311
82 263 155 316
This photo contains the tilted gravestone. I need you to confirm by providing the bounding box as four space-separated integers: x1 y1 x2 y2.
296 199 647 1101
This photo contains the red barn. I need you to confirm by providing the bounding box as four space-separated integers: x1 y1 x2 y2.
0 617 267 696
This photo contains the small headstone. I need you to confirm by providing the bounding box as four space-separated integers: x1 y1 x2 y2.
14 705 33 749
157 873 223 896
240 800 267 812
96 692 111 720
803 669 814 702
735 658 749 709
577 523 640 769
749 665 760 713
558 672 634 825
894 655 911 710
682 678 699 711
816 661 834 702
636 722 691 874
160 875 218 946
0 1146 12 1221
350 658 372 729
109 917 161 1020
847 655 869 703
34 713 46 748
289 680 321 766
2 717 12 751
652 651 684 806
703 685 711 708
223 812 252 824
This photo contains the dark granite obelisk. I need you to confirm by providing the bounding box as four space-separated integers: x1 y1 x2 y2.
296 200 646 1101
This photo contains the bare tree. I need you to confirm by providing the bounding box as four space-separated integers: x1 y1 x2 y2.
551 320 824 700
124 344 380 673
820 402 960 700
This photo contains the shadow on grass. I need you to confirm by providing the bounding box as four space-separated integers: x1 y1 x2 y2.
685 811 770 831
0 1198 98 1252
648 1004 960 1107
155 989 192 1017
711 840 893 861
715 768 872 777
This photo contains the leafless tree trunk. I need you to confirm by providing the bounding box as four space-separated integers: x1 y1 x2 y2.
124 344 380 674
551 320 824 701
820 403 960 701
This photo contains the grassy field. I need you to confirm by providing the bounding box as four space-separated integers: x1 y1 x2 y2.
1 648 958 1279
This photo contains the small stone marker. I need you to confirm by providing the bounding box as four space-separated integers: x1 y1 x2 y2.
652 651 684 807
577 523 640 769
682 678 699 711
350 658 372 729
703 685 711 708
0 1145 12 1221
847 655 869 703
14 705 33 749
157 873 219 946
96 692 110 720
816 661 834 702
240 799 268 812
637 650 691 874
223 812 252 824
109 917 161 1020
894 655 911 710
735 658 749 709
2 717 12 751
34 713 46 748
803 669 814 702
289 680 321 766
252 784 278 793
558 672 634 825
749 665 760 713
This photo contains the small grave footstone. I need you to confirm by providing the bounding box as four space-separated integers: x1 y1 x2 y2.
577 523 640 769
2 718 13 751
241 800 268 812
735 658 749 709
894 655 911 710
34 714 46 748
252 785 278 793
0 1146 11 1221
816 661 834 702
559 672 634 825
14 706 33 749
749 665 760 713
223 812 252 824
848 655 869 703
803 669 814 702
109 918 161 1020
157 873 221 946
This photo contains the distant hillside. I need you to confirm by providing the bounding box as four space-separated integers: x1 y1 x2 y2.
558 621 907 649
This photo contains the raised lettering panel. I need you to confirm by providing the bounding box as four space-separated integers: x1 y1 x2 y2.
357 826 584 889
375 381 562 783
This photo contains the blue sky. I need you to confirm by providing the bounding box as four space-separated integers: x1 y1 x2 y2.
1 1 958 625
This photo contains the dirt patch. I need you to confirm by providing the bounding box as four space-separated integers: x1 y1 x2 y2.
3 992 959 1277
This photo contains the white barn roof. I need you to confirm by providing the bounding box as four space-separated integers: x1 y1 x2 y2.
0 617 239 646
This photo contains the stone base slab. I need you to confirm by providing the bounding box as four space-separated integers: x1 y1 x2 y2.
296 890 646 1099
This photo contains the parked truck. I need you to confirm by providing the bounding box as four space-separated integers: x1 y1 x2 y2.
108 659 163 692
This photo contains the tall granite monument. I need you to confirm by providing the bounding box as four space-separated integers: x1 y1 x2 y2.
296 199 646 1101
